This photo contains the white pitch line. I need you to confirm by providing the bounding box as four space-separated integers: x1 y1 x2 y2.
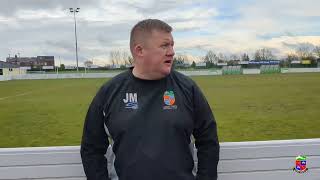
0 83 75 101
0 92 33 101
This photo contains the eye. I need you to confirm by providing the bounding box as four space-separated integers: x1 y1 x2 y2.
161 43 169 48
161 42 173 49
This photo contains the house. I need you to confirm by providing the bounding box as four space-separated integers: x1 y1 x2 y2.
6 55 54 70
0 61 26 76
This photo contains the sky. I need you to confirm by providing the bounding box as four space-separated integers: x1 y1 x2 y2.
0 0 319 66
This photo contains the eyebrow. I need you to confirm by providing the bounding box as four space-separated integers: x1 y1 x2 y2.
162 39 174 43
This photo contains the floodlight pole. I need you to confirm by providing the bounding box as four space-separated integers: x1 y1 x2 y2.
69 7 80 72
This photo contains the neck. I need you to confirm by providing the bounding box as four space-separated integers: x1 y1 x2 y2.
132 66 164 80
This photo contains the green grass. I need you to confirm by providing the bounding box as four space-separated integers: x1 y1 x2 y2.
193 73 320 142
0 73 320 147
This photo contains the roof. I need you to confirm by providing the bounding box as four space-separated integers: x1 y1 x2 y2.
0 61 20 68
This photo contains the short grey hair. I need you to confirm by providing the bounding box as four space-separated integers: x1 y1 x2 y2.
130 19 172 55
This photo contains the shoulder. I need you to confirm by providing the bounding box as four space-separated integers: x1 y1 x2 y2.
170 70 197 89
95 70 131 99
108 70 130 84
170 70 206 101
100 70 130 89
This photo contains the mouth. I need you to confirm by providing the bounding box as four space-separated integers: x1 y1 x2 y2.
164 60 172 64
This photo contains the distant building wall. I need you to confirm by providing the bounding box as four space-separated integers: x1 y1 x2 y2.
6 55 54 69
1 68 27 76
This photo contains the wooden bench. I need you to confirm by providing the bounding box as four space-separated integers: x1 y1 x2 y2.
0 138 319 180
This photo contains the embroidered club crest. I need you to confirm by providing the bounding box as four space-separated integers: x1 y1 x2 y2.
293 155 308 173
163 91 175 106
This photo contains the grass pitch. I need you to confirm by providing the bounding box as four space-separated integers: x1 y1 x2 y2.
0 72 319 147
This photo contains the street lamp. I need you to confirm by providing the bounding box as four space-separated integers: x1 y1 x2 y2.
69 7 80 72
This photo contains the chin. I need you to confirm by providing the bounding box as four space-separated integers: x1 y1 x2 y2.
161 66 172 76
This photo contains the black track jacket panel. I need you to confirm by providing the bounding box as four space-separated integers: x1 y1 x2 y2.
81 68 219 180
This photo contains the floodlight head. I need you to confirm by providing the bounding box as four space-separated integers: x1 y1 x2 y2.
69 8 74 12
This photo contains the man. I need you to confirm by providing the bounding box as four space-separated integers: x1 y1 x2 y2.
81 19 219 180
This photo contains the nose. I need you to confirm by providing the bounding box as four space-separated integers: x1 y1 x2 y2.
167 45 175 57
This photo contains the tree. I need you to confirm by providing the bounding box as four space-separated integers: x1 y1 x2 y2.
286 53 299 62
60 64 65 70
204 50 218 67
296 43 314 60
295 44 317 67
109 50 132 67
173 54 186 68
241 53 250 61
218 53 227 62
230 54 240 61
254 48 276 60
125 56 134 66
109 50 121 66
313 46 320 59
84 60 93 67
283 53 299 67
191 61 196 68
120 51 133 66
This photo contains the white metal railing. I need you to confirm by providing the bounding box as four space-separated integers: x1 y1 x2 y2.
0 138 319 180
1 68 320 81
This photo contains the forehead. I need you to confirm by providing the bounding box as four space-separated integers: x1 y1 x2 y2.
149 30 174 42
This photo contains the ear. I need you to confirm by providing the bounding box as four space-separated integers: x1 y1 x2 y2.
133 44 144 57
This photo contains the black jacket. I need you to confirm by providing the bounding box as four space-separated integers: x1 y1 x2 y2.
81 69 219 180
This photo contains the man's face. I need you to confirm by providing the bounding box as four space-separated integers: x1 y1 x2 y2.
140 30 175 78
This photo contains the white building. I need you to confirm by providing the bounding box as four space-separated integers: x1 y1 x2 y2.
0 61 27 76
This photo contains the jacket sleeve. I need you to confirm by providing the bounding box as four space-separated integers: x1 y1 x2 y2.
80 87 110 180
192 84 220 180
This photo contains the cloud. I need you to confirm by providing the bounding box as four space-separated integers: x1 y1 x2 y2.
0 0 97 17
1 0 320 64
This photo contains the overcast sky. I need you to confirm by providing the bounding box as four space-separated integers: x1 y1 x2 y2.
1 0 319 66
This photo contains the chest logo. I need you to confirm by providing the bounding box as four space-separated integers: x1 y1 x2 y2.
123 93 138 109
163 90 177 110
